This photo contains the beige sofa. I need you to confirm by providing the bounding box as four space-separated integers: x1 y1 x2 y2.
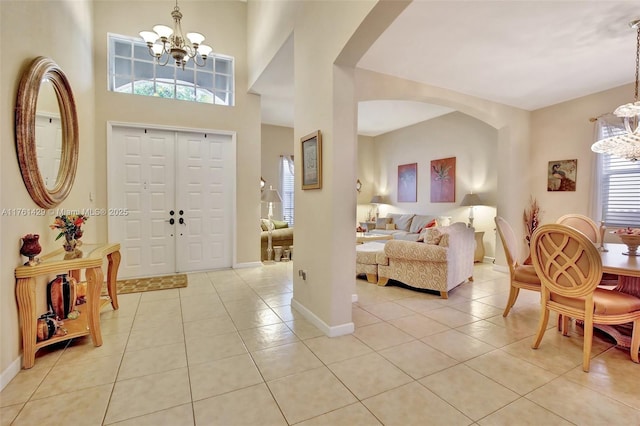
368 213 448 241
377 222 475 298
260 227 293 261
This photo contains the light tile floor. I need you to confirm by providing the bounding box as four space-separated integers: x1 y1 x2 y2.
2 263 639 425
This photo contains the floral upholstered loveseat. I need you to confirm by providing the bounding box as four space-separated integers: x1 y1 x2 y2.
377 222 475 298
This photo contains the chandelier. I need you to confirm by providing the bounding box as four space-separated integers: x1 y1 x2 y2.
591 19 640 162
139 0 212 70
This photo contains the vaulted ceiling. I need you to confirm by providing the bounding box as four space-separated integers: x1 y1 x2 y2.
253 1 640 136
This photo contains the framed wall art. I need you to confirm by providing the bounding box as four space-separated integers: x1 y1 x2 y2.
430 157 456 202
301 130 322 190
547 159 577 191
398 163 417 202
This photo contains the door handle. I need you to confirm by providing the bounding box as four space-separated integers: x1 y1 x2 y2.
166 218 175 225
179 217 185 225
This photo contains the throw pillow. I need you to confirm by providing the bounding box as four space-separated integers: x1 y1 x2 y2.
376 217 391 229
422 228 443 245
417 219 437 234
385 223 396 230
260 219 270 231
272 220 289 229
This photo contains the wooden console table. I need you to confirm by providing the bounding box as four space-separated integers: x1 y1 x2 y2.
15 243 121 369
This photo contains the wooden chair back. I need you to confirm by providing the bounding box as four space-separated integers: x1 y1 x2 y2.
495 216 519 272
530 224 603 299
556 214 600 244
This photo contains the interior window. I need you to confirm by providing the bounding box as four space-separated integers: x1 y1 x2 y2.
108 34 234 106
595 119 640 227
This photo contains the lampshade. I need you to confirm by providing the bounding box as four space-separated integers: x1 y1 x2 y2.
370 195 384 204
460 193 483 207
261 186 282 203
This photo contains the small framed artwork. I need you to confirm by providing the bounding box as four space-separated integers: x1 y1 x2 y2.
547 159 577 191
301 130 322 190
431 157 456 202
398 163 417 202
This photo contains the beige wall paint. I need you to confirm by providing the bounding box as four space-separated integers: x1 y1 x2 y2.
261 124 294 219
1 0 95 381
369 112 498 258
247 0 297 89
291 1 376 332
530 83 634 231
355 68 531 265
356 134 376 222
92 0 261 264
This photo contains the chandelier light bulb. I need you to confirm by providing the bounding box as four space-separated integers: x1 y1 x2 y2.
152 25 173 40
186 32 205 46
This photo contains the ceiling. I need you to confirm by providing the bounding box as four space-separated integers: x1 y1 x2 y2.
253 1 640 136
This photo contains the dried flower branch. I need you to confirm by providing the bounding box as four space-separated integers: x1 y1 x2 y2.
523 196 541 246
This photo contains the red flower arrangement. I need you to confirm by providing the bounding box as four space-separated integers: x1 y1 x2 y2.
50 214 88 241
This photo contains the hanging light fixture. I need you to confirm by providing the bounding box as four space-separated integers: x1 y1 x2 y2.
139 0 213 70
591 19 640 162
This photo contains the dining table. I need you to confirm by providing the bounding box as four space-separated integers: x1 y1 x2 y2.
600 243 640 297
596 242 640 350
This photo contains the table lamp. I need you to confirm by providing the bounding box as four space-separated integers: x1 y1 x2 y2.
261 185 282 262
370 195 384 219
460 193 483 228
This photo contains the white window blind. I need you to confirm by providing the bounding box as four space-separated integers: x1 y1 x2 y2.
597 120 640 227
280 156 294 226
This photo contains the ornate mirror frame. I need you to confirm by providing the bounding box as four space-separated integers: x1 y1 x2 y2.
15 56 79 208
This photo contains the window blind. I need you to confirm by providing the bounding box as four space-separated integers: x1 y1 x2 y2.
280 156 295 226
598 121 640 227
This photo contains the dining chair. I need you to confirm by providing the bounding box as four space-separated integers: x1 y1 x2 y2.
530 224 640 372
495 216 541 317
556 214 600 243
556 213 618 287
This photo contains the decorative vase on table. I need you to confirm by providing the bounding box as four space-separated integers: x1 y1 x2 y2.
20 233 42 266
47 273 78 320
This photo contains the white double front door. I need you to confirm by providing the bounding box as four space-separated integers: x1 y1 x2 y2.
108 125 234 279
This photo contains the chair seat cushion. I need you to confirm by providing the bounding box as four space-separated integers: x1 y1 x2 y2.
552 288 640 315
514 264 541 285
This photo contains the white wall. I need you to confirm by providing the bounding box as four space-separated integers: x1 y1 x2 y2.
366 111 498 258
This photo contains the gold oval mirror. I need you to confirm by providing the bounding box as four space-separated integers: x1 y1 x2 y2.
16 56 78 208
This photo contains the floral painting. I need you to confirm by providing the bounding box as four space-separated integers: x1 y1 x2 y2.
398 163 417 202
430 157 456 202
547 159 577 191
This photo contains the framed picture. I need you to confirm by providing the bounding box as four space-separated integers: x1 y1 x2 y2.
301 130 322 190
547 159 577 191
430 157 456 202
398 163 417 202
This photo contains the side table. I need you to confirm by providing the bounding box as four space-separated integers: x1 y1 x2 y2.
15 243 121 369
474 231 485 263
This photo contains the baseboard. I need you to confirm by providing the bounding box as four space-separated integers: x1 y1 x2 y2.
291 298 354 337
1 356 21 392
233 261 262 269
